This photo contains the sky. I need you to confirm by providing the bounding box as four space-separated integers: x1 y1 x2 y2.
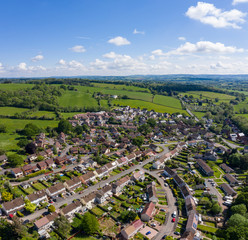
1 0 248 77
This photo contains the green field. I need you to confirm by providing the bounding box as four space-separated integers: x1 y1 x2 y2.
236 114 248 119
112 99 188 114
60 112 83 119
183 91 236 104
0 107 29 116
153 95 182 109
193 111 206 119
29 111 56 118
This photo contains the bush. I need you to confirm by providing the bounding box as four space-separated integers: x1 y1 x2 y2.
17 211 24 217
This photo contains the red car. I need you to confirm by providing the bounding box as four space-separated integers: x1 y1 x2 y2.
172 218 176 222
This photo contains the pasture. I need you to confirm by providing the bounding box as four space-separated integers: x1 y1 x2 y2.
0 107 29 116
184 91 235 102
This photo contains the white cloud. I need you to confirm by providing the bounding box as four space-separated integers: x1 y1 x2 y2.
178 37 186 41
18 62 27 71
233 0 248 5
151 49 164 56
103 51 118 59
186 2 246 29
31 54 44 62
133 29 145 34
58 59 66 65
108 36 131 46
166 41 244 55
69 45 86 53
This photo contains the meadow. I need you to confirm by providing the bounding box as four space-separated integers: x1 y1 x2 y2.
0 107 29 116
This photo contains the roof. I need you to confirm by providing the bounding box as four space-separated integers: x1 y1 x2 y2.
11 167 22 174
220 163 234 173
46 212 59 222
62 200 81 215
186 211 198 233
185 196 196 213
45 158 54 165
164 166 176 177
224 173 238 184
180 185 191 198
81 192 96 203
174 174 184 187
196 159 214 175
47 182 65 194
181 230 195 240
147 182 157 199
81 171 95 181
114 175 130 187
141 202 155 218
27 190 46 202
65 177 81 188
3 197 25 211
34 216 49 229
220 183 237 196
0 154 7 161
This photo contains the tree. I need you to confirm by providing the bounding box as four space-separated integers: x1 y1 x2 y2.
0 124 7 133
74 125 83 135
8 154 24 167
120 210 137 223
0 218 17 240
147 118 156 128
11 216 28 239
36 155 44 162
25 142 37 154
48 205 56 212
57 119 71 134
17 138 29 148
165 236 174 240
80 212 99 235
228 214 247 227
2 191 13 202
54 215 71 238
211 202 222 215
24 200 36 213
22 123 40 137
138 124 151 135
132 136 144 148
231 204 247 216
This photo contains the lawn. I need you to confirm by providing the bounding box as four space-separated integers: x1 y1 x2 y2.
197 224 218 233
212 165 223 178
193 111 206 119
0 133 20 152
32 182 47 191
13 186 26 197
204 221 216 227
90 206 105 216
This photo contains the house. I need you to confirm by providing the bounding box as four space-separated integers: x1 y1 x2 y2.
220 183 237 196
37 161 47 170
10 168 23 178
95 185 112 204
45 158 56 168
203 151 217 161
121 219 144 239
2 197 25 215
224 174 239 186
188 140 197 147
112 176 131 194
34 212 59 237
20 182 31 189
230 133 238 142
147 182 158 203
153 158 165 169
28 154 37 162
142 149 154 157
95 166 109 179
54 156 67 165
185 211 198 234
61 200 82 221
126 153 136 162
195 159 214 176
81 192 96 209
105 161 117 172
185 196 196 216
58 132 66 143
141 202 156 221
46 182 66 197
180 185 191 199
80 171 96 184
64 177 82 192
26 190 48 205
117 157 128 167
149 144 160 153
132 170 145 181
22 164 35 175
164 166 176 178
0 154 7 163
173 174 185 188
220 163 234 173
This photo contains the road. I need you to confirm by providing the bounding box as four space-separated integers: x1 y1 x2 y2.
146 170 178 240
221 138 242 149
22 146 169 221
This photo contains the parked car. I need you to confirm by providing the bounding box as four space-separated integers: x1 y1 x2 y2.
174 231 180 235
146 231 151 235
172 218 176 222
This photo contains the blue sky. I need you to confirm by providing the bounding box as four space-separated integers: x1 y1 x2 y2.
1 0 248 77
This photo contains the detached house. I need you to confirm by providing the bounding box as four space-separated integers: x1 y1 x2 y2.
10 168 23 178
121 219 144 239
132 170 145 181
